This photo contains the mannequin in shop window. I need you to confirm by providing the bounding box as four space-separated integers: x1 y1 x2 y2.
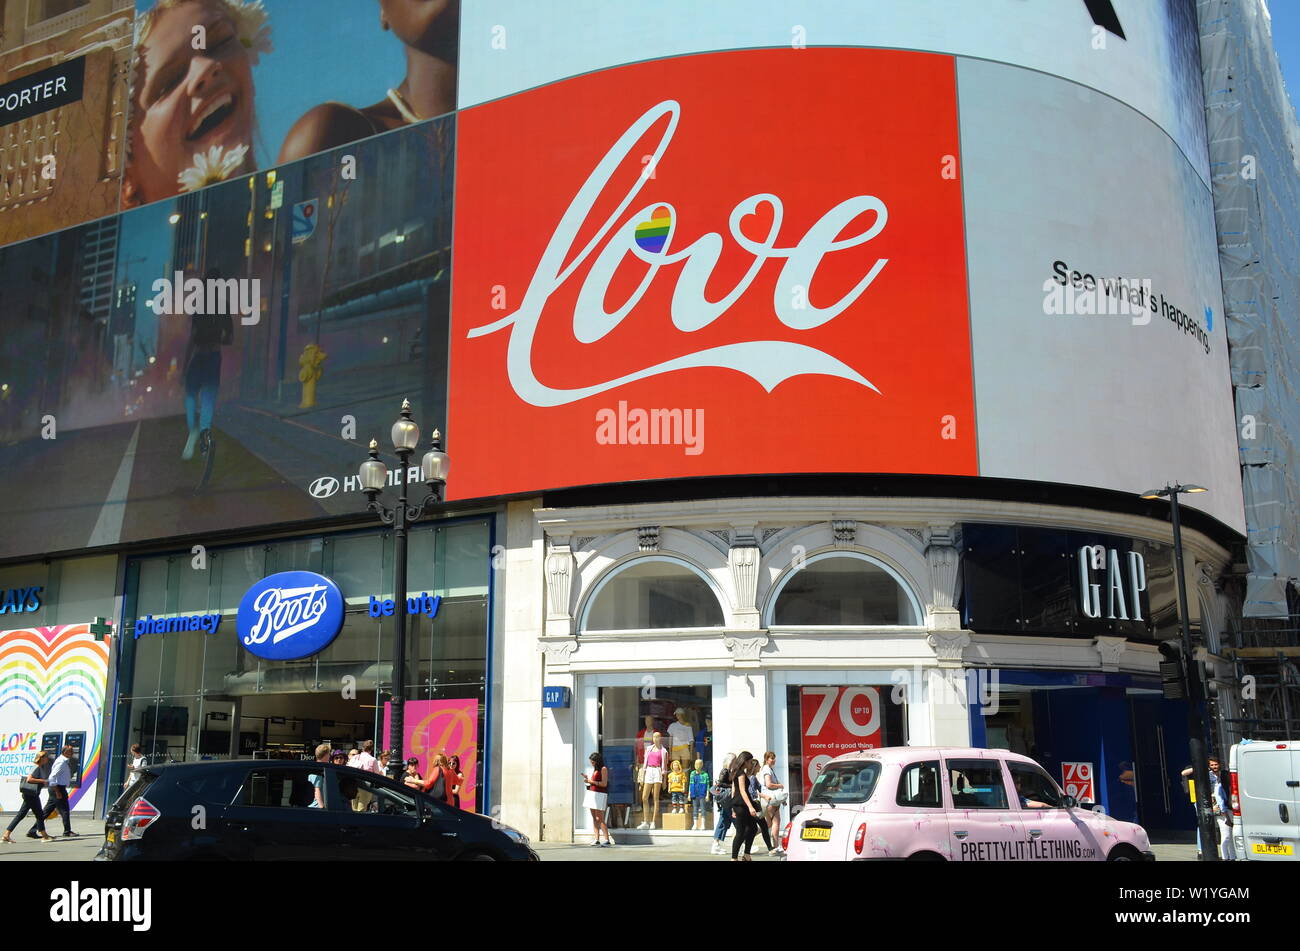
637 732 667 829
667 707 694 776
634 715 656 812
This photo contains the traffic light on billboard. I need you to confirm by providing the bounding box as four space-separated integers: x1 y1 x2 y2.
1158 641 1187 700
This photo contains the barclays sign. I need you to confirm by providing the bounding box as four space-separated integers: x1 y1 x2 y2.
237 571 345 661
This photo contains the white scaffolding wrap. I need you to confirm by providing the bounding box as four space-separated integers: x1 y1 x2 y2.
1199 0 1300 616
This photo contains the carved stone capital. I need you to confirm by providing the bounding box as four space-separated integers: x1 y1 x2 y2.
729 543 760 614
723 633 769 667
537 637 579 667
831 520 857 548
637 526 660 552
545 541 575 623
927 631 970 666
923 524 962 612
1094 635 1127 672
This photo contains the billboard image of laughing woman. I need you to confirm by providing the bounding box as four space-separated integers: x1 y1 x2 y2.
123 0 459 209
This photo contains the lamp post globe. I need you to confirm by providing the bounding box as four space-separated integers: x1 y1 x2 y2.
361 403 448 787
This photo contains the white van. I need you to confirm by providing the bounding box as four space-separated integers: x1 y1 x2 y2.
1229 739 1299 860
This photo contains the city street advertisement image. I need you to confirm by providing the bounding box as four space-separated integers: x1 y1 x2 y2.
2 0 1299 933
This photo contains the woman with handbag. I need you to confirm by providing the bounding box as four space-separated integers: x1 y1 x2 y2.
709 752 736 855
2 750 54 843
757 751 787 856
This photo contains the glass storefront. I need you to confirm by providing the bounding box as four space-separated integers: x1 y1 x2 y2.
596 685 713 831
106 516 492 812
784 685 907 809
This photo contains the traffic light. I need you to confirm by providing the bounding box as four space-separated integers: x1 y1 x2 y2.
1158 640 1187 700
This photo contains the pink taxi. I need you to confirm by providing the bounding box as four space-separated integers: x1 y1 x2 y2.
782 747 1154 861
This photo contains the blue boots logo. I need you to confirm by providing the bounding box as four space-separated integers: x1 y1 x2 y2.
238 571 344 660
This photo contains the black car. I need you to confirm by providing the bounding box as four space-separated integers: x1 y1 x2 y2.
94 760 537 861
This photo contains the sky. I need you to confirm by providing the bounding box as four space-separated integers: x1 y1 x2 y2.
1267 0 1300 120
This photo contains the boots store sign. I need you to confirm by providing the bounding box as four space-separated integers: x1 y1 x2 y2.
960 524 1176 641
236 572 345 661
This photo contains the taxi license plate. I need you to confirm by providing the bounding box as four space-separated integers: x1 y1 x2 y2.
1252 842 1293 856
801 826 831 841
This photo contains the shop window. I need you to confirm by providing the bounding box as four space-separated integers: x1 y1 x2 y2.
897 760 942 808
770 553 919 626
785 685 906 808
595 686 713 831
583 558 724 631
1007 761 1067 809
946 759 1010 810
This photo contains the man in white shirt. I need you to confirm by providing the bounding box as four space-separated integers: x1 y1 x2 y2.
46 745 77 836
354 739 380 774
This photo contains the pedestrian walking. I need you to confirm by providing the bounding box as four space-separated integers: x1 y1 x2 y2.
710 752 736 854
757 751 787 855
421 753 456 806
2 751 54 843
355 740 380 774
730 751 760 861
45 744 78 837
1181 755 1237 860
402 757 423 790
582 751 614 847
126 744 148 789
447 754 464 808
309 742 332 808
746 757 776 854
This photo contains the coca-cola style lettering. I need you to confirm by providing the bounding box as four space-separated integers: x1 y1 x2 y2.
450 48 976 499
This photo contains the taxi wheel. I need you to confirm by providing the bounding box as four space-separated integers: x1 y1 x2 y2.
906 851 946 861
459 850 498 861
1106 845 1141 861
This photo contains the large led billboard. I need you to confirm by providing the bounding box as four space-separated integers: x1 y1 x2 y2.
445 0 1243 532
0 0 1246 563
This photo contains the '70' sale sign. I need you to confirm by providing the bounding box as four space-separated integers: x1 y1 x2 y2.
799 687 882 788
1061 762 1096 803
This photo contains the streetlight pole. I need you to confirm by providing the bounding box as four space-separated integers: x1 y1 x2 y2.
359 399 449 784
1141 482 1220 861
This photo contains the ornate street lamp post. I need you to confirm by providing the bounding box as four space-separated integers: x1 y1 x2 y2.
359 399 449 783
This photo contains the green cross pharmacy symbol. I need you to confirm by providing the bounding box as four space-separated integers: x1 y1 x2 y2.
88 617 113 641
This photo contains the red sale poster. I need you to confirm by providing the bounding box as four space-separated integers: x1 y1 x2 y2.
799 686 882 787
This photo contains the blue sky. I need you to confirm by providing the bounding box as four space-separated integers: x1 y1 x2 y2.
1267 0 1300 120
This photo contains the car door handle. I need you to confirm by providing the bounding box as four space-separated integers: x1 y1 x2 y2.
952 830 969 838
1286 781 1299 788
1028 829 1043 838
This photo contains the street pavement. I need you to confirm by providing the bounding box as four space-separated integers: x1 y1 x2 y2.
0 819 1202 861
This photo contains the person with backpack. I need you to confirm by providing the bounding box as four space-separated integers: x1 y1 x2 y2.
422 753 456 807
710 752 736 854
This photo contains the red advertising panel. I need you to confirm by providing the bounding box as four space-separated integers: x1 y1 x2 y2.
1061 761 1096 803
449 48 974 499
799 686 882 788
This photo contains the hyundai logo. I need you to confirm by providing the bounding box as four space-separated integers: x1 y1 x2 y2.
309 476 339 499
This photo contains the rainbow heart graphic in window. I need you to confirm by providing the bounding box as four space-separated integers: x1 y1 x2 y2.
634 205 672 254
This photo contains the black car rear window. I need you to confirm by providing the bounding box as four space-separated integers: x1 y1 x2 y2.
175 769 246 804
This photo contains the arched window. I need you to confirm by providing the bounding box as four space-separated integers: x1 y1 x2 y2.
581 557 725 631
769 553 920 626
